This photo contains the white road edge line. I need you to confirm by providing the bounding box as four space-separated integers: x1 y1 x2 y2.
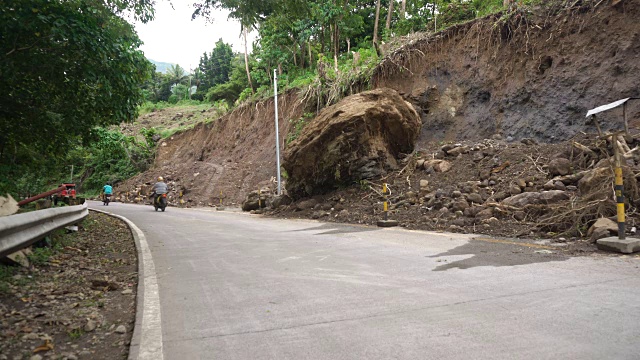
90 208 163 360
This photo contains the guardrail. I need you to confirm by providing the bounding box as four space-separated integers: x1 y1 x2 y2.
0 203 88 258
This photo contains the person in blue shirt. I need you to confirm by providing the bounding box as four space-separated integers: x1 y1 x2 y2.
102 183 113 202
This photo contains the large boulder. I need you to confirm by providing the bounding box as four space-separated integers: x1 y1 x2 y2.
283 88 421 198
242 190 269 211
502 190 570 207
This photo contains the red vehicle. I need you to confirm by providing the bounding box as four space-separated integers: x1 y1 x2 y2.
53 183 76 205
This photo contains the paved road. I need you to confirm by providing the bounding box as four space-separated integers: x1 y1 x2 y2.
90 202 640 360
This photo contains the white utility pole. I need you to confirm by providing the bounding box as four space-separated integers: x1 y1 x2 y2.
273 69 282 195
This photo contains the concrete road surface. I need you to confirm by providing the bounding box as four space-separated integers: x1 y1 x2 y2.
90 202 640 360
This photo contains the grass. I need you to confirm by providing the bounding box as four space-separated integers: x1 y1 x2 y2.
67 328 83 339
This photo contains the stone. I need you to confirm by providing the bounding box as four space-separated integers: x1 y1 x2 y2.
472 152 485 162
521 138 538 145
115 325 127 334
587 218 618 237
441 144 459 152
466 193 483 205
591 227 613 242
448 225 464 232
283 88 421 198
509 185 522 195
492 192 509 202
447 146 469 156
452 218 467 227
539 190 570 204
502 190 569 207
84 320 97 332
0 194 19 217
548 158 572 176
271 195 293 209
416 159 425 169
424 160 452 173
554 181 566 191
121 289 133 295
514 211 526 221
566 185 578 191
544 180 555 190
241 190 268 211
451 200 470 212
479 169 491 181
22 333 40 340
516 179 527 189
475 208 494 220
578 167 611 195
295 198 318 211
30 355 43 360
419 179 429 189
451 190 462 198
482 217 500 225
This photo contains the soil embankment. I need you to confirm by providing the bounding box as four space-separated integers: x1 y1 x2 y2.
117 1 640 242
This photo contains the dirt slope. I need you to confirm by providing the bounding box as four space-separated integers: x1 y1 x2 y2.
374 0 640 144
117 93 305 206
116 0 640 231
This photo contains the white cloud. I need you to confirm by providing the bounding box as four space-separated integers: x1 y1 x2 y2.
133 1 256 71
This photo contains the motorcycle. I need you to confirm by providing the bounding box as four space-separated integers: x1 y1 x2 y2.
103 194 111 206
153 193 167 212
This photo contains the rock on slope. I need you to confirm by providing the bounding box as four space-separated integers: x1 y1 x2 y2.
283 88 421 198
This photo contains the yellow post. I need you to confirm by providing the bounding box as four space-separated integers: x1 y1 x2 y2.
219 190 223 206
613 136 626 240
383 183 389 221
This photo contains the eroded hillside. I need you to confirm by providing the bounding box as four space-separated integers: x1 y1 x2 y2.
116 0 640 230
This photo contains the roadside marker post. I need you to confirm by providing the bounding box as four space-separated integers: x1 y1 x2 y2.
612 136 626 240
587 99 640 253
377 183 398 227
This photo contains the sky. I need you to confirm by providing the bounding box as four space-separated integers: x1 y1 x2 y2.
133 1 257 71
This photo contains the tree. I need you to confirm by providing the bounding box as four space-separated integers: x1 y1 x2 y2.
167 64 188 85
0 0 153 165
373 0 381 46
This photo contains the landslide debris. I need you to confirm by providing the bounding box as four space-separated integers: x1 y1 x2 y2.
265 133 640 246
283 88 421 199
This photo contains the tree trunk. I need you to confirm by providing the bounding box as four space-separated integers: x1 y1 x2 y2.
308 42 312 68
347 38 350 54
373 0 381 46
333 22 339 72
300 42 305 69
386 0 394 30
400 0 407 20
243 28 254 94
321 24 325 54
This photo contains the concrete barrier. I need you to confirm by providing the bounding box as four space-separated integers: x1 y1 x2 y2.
0 203 88 258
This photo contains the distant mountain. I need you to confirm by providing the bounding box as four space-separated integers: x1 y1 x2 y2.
148 59 175 74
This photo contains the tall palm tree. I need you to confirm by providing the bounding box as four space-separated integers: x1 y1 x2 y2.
167 64 187 85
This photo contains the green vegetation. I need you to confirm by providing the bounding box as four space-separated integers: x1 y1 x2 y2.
1 0 548 199
1 0 155 197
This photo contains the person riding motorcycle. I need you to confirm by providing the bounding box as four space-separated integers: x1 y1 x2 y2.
102 182 113 202
151 176 167 205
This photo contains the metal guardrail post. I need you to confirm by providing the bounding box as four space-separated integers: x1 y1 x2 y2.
0 203 88 258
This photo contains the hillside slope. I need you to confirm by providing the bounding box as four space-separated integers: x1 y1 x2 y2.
117 0 640 212
374 0 640 144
